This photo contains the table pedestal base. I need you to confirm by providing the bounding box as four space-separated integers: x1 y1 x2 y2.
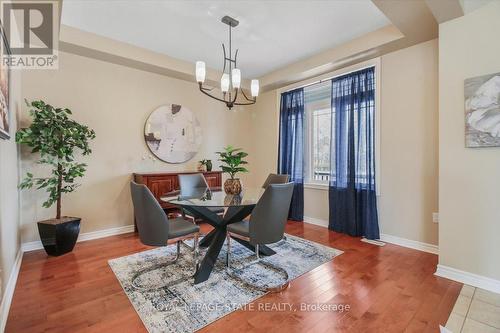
183 205 275 284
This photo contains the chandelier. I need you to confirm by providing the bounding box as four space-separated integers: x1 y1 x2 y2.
195 15 259 110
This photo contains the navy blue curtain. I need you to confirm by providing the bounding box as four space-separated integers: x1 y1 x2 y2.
328 67 380 239
278 88 304 221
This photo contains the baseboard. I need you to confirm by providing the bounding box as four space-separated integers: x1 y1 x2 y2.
0 249 23 332
21 224 135 252
77 225 135 242
435 264 500 294
303 216 329 228
303 217 438 255
379 233 438 254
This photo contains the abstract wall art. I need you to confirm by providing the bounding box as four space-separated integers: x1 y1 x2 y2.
144 104 202 163
465 72 500 148
0 25 10 140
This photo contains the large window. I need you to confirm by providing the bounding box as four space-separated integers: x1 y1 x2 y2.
304 80 331 184
303 65 378 188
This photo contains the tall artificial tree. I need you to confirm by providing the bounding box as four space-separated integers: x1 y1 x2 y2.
16 100 96 220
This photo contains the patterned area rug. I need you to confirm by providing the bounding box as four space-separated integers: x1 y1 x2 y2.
109 234 342 333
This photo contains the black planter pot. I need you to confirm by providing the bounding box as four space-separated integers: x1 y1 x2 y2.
37 217 81 256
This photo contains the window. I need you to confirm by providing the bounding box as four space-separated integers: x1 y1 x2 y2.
304 80 332 184
303 65 378 190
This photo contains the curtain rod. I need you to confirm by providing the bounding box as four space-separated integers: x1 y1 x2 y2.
283 64 376 93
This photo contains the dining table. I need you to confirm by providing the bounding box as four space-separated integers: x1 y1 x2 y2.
161 187 276 284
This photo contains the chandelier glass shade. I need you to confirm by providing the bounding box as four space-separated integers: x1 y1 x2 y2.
195 16 259 110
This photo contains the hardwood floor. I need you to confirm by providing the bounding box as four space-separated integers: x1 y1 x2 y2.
6 222 461 332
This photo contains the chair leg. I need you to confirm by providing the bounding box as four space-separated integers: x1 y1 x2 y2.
131 242 181 291
255 261 290 293
226 242 290 293
193 233 199 272
226 233 231 268
131 237 201 292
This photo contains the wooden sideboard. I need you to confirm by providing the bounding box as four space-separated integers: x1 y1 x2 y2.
133 171 222 211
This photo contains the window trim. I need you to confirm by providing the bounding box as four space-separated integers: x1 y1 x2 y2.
277 58 381 196
304 103 331 186
304 183 329 191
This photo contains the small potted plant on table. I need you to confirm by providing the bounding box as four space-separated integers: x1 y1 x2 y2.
16 100 96 256
198 159 213 172
216 145 248 195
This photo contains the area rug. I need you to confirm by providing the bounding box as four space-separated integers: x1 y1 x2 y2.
109 234 342 333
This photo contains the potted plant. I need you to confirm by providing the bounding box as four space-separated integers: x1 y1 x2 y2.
16 100 96 256
199 159 213 172
216 145 248 195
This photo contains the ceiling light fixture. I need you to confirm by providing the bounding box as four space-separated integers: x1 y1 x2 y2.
195 15 259 110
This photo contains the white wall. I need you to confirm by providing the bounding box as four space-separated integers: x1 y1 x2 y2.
249 90 279 187
250 39 439 245
0 70 22 295
379 39 439 245
20 51 256 243
439 1 500 281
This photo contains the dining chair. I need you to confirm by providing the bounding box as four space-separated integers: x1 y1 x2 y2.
130 181 200 290
226 182 294 292
258 173 290 235
261 173 290 188
178 173 225 222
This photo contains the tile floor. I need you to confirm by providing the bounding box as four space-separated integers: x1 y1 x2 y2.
445 285 500 332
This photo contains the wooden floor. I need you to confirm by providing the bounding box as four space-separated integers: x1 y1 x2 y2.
6 222 461 333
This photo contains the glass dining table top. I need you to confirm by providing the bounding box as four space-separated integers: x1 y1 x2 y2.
162 187 264 208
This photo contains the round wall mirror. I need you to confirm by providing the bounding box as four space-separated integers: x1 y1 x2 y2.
144 104 202 163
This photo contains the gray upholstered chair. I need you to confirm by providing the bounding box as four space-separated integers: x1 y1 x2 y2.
261 173 291 239
261 173 290 188
226 182 294 292
130 181 200 290
178 173 224 221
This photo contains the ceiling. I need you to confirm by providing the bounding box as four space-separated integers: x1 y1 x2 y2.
61 0 390 78
462 0 495 13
